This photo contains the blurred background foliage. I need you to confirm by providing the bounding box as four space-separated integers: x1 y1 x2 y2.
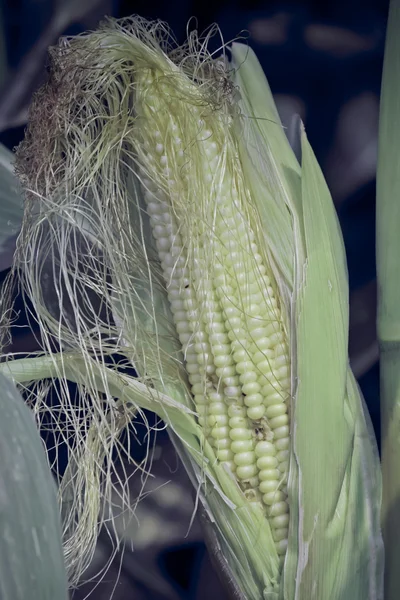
0 0 389 598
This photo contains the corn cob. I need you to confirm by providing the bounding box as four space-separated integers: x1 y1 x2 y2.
132 66 291 555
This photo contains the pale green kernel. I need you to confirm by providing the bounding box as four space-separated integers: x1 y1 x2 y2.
269 332 284 346
174 310 188 322
265 404 287 419
275 352 289 367
214 354 234 368
273 425 290 439
213 438 231 450
197 352 212 366
181 287 196 300
277 450 289 462
189 373 202 386
250 337 273 353
229 416 248 428
204 299 220 312
239 371 258 386
272 514 289 529
216 367 237 379
212 343 232 356
243 393 263 407
216 449 234 462
247 405 266 420
278 460 289 473
245 303 262 317
185 352 199 364
257 455 278 470
224 386 242 398
179 331 192 344
279 377 291 391
194 330 208 343
225 317 242 330
253 349 273 365
270 501 289 517
170 298 185 311
233 349 249 363
231 439 254 453
262 390 283 405
223 375 240 387
176 321 191 334
231 339 249 352
228 404 247 417
206 322 225 334
258 479 278 494
193 394 207 405
248 291 263 304
208 392 224 403
207 414 228 427
229 427 252 441
276 539 288 555
250 328 269 341
262 490 286 506
270 414 289 429
228 328 247 342
194 342 210 354
236 361 255 374
223 306 242 319
210 426 230 440
273 528 288 542
255 440 276 457
234 451 256 467
214 274 230 288
276 438 290 451
276 365 291 380
246 316 266 331
236 464 258 480
242 381 261 396
231 270 249 285
256 360 273 376
259 468 280 481
261 322 279 337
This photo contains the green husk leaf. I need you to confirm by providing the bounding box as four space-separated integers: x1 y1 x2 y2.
0 142 23 270
0 372 68 600
290 128 383 599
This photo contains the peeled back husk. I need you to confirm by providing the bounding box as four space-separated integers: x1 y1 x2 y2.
230 43 383 599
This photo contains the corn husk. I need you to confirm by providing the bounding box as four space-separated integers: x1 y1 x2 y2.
0 372 68 600
230 43 383 599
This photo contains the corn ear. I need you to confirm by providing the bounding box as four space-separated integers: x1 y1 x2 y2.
0 16 384 599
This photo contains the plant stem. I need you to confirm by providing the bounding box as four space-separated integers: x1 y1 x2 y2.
377 1 400 597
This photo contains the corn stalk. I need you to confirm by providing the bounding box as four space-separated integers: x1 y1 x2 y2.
377 0 400 598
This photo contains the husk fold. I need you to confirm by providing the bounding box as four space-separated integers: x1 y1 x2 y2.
0 15 383 599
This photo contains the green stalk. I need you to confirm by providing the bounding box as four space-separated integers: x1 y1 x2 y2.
377 0 400 597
